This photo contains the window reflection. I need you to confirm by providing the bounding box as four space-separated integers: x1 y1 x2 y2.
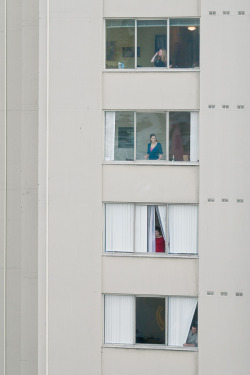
170 19 200 68
105 111 134 161
105 18 200 69
105 111 198 162
106 19 135 69
137 20 167 67
169 112 190 162
136 112 166 160
136 297 165 344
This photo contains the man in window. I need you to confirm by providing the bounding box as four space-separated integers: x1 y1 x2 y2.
183 324 198 347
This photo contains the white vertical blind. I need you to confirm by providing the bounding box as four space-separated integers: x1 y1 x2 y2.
147 206 155 252
156 205 167 239
190 112 199 162
135 205 147 252
168 205 198 254
168 297 198 346
105 112 115 160
105 295 134 344
105 204 134 252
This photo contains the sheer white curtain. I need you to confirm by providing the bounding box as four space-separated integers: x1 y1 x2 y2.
105 112 115 160
105 204 134 252
135 205 147 252
168 205 198 254
168 297 198 346
190 112 199 162
147 206 155 252
156 205 167 239
105 295 134 344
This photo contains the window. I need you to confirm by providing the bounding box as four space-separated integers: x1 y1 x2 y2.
105 203 198 254
105 19 200 69
170 19 200 68
105 111 199 162
104 295 198 347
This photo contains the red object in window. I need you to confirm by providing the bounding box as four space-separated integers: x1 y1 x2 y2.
156 237 165 252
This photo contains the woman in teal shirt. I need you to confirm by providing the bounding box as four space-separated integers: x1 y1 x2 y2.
144 133 163 160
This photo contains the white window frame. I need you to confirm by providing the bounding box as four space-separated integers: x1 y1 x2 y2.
104 18 200 71
104 110 199 165
104 203 198 256
103 294 198 350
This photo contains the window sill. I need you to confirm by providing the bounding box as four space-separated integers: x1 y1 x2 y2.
102 344 198 352
103 68 200 73
103 161 199 166
102 252 198 259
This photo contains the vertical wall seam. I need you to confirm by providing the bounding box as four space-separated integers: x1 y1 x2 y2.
4 0 7 372
46 0 49 373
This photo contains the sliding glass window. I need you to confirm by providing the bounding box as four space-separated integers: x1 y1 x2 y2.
105 111 199 163
105 294 198 347
105 18 200 69
104 203 198 255
170 19 200 68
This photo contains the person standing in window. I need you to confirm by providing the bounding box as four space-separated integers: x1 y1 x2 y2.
183 325 198 347
151 49 167 67
155 226 165 253
144 134 163 160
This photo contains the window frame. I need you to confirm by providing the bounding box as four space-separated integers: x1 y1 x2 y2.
104 110 199 164
103 294 198 350
104 17 200 71
103 203 199 256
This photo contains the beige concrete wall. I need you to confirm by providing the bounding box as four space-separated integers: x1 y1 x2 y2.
102 256 198 296
104 0 200 18
102 348 198 375
103 72 200 110
102 3 200 374
4 0 39 374
103 165 199 203
199 0 250 373
45 1 103 374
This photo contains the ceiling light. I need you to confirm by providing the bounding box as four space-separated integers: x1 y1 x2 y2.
188 26 196 31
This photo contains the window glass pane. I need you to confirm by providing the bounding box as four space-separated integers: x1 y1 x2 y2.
136 297 165 344
137 20 167 68
170 19 200 68
105 112 134 161
169 112 190 161
106 19 135 69
136 112 166 160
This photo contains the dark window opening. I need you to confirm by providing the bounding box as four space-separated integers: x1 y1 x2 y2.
136 297 165 344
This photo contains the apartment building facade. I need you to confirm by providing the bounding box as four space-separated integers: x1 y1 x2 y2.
0 0 250 374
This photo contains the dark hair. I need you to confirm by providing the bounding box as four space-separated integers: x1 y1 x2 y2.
155 226 161 233
150 133 157 140
192 323 198 329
